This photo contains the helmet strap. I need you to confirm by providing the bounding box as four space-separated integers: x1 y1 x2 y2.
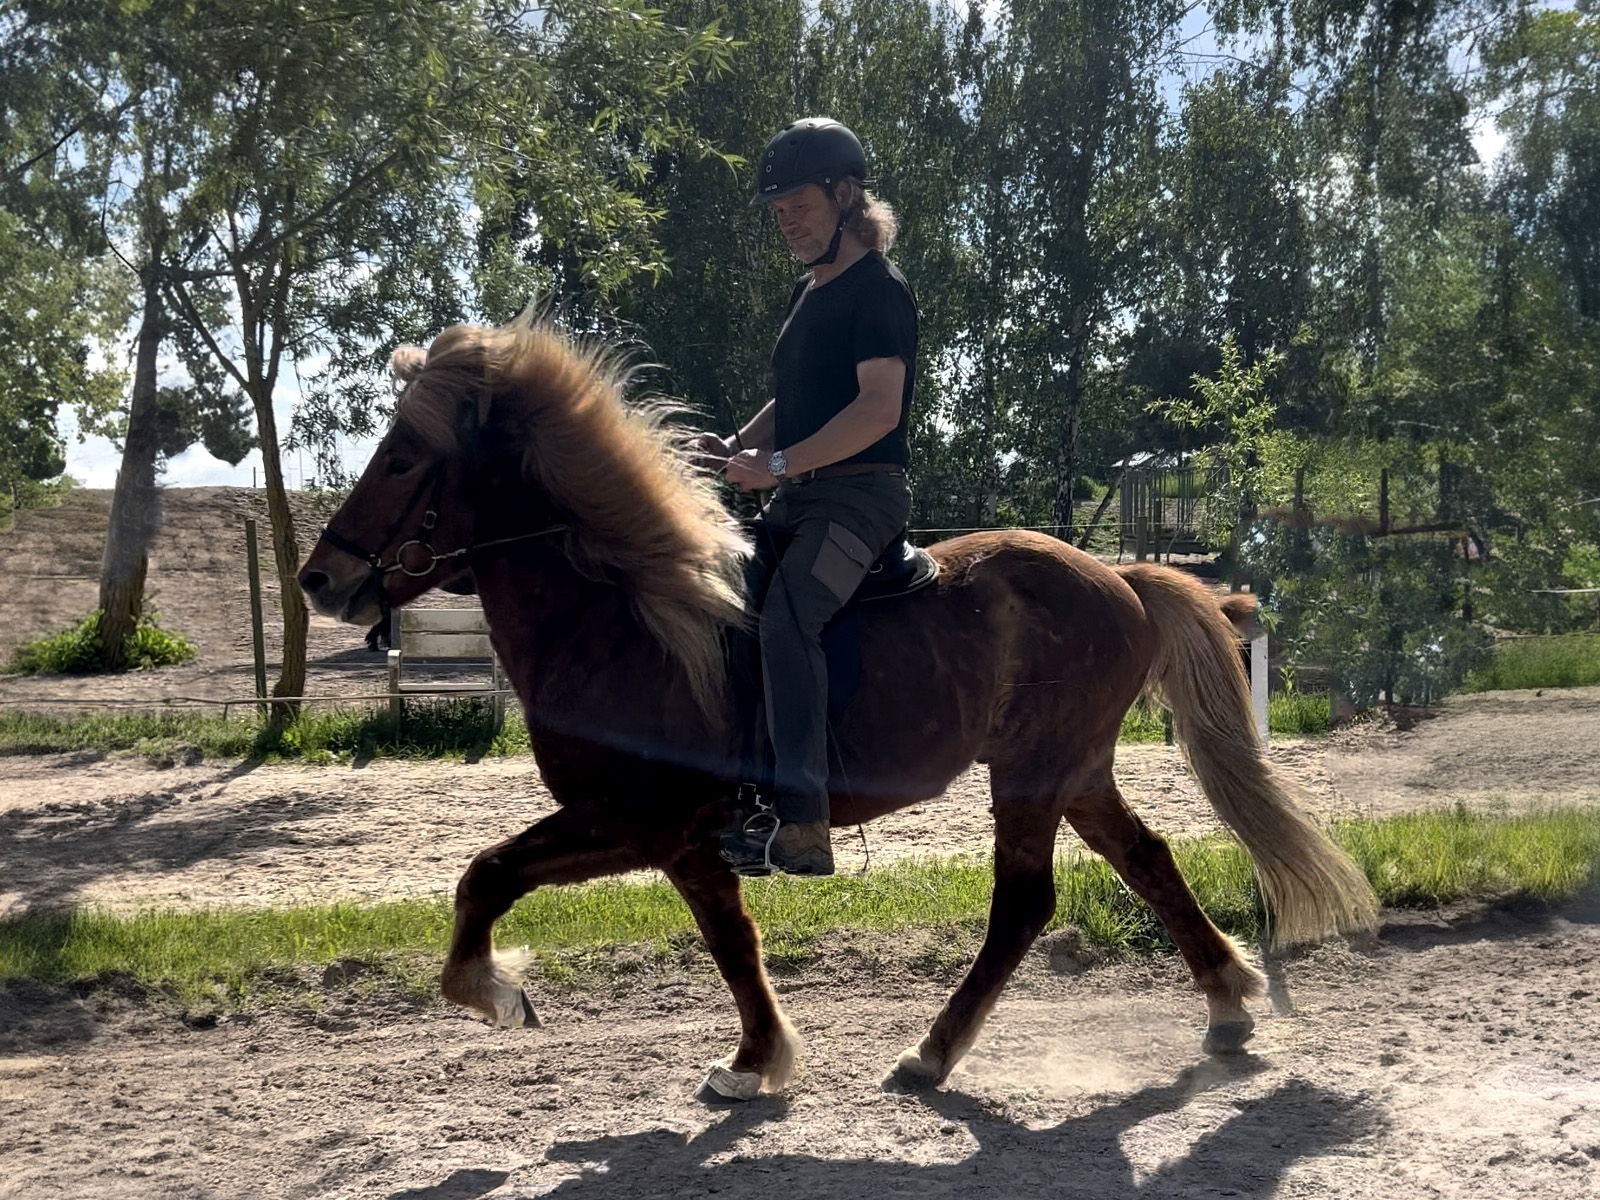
805 208 854 268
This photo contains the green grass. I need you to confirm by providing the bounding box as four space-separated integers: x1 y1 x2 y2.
0 698 531 763
1337 805 1600 905
1461 634 1600 693
7 692 1327 763
4 808 1595 1005
1117 692 1331 742
1268 690 1332 735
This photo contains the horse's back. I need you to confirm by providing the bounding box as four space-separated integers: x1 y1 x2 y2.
829 530 1155 818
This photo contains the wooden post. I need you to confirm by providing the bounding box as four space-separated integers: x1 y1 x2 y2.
1251 629 1269 743
245 518 268 721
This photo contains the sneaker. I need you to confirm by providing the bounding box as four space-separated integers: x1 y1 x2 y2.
720 814 835 877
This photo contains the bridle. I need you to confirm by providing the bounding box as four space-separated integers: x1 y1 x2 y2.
316 457 568 584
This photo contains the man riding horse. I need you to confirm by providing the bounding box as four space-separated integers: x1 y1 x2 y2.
699 118 918 878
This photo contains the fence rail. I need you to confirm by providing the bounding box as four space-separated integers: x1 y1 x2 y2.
0 689 509 717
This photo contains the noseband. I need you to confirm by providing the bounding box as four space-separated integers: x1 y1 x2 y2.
316 458 567 585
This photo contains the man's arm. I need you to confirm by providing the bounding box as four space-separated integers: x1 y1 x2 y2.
780 357 903 476
725 357 904 489
691 399 775 466
736 400 777 453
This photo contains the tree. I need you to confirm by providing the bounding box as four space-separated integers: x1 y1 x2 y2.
0 3 123 523
0 212 121 519
5 1 260 665
85 0 727 717
978 0 1189 535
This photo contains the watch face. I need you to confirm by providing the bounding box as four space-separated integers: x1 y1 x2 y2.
769 451 787 478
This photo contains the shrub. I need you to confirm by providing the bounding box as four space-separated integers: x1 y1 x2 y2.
5 610 197 675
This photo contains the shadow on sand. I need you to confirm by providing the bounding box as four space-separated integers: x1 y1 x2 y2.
394 1057 1380 1200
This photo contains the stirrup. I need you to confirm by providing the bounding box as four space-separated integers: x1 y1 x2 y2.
719 808 781 877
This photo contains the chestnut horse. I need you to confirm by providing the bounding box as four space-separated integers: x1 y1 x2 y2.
297 317 1376 1100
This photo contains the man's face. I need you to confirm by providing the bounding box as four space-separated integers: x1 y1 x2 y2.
770 183 840 265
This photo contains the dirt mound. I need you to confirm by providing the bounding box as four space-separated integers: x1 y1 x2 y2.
0 486 467 706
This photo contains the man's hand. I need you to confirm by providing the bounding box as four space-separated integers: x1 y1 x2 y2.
688 431 735 471
725 447 779 492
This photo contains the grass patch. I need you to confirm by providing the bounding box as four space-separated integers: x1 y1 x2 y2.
5 610 197 675
8 692 1322 763
4 808 1595 1004
1117 692 1331 742
0 698 530 763
1337 804 1600 905
1269 690 1331 736
1462 634 1600 692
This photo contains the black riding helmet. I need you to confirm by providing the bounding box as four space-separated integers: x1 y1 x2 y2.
750 118 868 206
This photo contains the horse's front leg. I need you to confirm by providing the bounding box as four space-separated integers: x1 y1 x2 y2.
664 847 798 1100
443 806 643 1027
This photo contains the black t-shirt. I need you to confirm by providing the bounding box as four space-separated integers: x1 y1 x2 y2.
771 250 918 467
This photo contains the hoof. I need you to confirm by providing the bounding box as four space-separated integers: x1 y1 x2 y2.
1202 1019 1255 1056
884 1043 945 1090
492 987 540 1029
702 1061 763 1101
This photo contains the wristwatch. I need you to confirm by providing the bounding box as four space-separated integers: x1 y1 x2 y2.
768 449 789 480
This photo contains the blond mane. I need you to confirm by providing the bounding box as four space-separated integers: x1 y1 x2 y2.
393 316 749 715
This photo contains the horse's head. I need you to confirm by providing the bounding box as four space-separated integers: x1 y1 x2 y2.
297 326 550 626
299 315 748 712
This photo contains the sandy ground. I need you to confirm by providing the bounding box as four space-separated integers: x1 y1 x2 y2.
2 908 1598 1200
2 692 1598 1199
4 489 1600 1198
2 687 1597 917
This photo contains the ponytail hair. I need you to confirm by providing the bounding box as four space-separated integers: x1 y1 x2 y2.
835 178 898 253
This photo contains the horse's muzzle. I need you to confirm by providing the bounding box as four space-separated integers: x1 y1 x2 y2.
298 561 386 627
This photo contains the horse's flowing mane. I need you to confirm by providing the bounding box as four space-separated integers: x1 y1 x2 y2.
394 316 749 714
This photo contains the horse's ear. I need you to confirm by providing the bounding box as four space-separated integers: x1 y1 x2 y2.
391 345 427 383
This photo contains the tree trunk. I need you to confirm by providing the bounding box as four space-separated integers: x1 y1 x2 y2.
1075 465 1127 551
249 379 307 726
1052 309 1089 537
97 277 166 668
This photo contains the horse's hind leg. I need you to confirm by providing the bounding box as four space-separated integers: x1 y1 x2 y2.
664 847 798 1100
1064 784 1265 1055
889 794 1061 1088
443 806 643 1028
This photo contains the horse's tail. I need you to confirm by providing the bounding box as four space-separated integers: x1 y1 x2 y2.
1116 564 1378 948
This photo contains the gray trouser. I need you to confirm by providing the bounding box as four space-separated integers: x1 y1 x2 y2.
757 472 913 824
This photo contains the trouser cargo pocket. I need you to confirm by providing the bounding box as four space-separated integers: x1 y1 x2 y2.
809 520 875 604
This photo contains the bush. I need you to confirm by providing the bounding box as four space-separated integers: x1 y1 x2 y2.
5 610 197 675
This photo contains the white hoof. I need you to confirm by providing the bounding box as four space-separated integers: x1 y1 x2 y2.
491 985 540 1029
702 1061 763 1101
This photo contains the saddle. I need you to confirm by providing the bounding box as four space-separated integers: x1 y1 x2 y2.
728 526 939 808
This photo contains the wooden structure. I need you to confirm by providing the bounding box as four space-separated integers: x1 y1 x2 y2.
387 608 507 727
1119 458 1226 560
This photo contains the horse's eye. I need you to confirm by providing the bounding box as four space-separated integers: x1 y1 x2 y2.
387 456 414 477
